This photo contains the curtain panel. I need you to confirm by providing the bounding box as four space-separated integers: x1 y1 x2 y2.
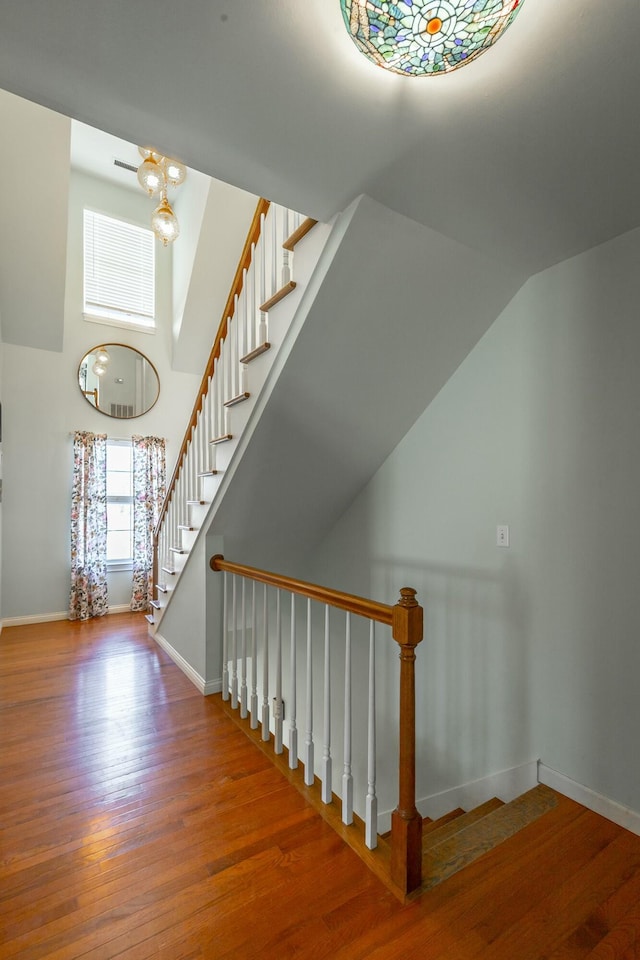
69 431 109 620
130 435 166 612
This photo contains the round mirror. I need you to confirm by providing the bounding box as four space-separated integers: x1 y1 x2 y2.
78 344 160 419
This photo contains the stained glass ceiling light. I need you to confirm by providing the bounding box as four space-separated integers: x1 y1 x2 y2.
340 0 525 77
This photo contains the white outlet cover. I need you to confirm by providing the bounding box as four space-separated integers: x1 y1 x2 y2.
497 524 510 547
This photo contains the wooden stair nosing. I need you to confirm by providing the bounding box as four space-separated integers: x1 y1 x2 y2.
422 807 466 838
422 797 505 851
197 471 218 477
259 280 296 313
149 600 162 610
187 499 207 505
177 525 196 531
155 584 169 594
421 785 559 892
169 546 187 555
144 614 155 625
161 566 177 576
210 434 233 446
223 392 250 408
241 342 271 365
282 217 318 251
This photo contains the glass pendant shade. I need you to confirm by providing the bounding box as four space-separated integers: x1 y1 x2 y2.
340 0 525 77
94 347 110 364
163 158 187 187
137 155 165 196
92 361 107 377
151 195 180 245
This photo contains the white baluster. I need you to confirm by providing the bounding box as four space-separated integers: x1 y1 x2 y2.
261 583 270 741
365 620 378 849
258 214 268 345
250 581 258 729
233 295 239 397
322 604 332 805
304 597 314 787
271 204 277 293
289 593 298 769
274 589 283 754
222 571 229 701
342 612 353 825
282 208 291 285
248 242 256 353
231 575 238 709
240 578 248 718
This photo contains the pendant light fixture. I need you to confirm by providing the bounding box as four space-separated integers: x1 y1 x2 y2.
137 146 186 244
340 0 525 77
151 191 180 246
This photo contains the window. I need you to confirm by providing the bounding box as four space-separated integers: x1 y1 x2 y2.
106 440 133 567
83 209 156 332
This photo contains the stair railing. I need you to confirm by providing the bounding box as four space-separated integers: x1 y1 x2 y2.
209 554 424 896
153 199 313 596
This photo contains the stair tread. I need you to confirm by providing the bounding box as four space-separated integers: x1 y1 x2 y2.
155 584 169 593
149 600 162 610
224 392 250 408
178 525 196 531
241 342 271 365
422 807 465 837
422 785 558 892
423 797 504 851
210 434 233 445
197 471 218 477
169 546 187 555
161 567 177 576
259 280 296 313
282 217 318 251
187 499 207 505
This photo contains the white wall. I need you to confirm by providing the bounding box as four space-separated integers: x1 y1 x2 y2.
1 172 201 618
308 226 640 815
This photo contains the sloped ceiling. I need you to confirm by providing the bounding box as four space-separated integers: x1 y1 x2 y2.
0 0 638 282
0 90 70 351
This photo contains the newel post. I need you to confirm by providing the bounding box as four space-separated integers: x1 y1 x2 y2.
391 586 423 895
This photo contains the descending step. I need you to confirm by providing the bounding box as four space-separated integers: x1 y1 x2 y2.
423 797 504 850
422 785 558 891
422 807 465 838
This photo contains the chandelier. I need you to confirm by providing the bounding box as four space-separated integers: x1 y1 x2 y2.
136 147 187 245
340 0 525 77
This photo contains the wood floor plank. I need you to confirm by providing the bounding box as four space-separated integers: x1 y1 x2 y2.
3 613 640 960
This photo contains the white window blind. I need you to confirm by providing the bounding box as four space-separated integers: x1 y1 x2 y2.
84 209 155 329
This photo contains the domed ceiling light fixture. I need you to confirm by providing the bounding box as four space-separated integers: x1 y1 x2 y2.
137 146 187 244
340 0 525 77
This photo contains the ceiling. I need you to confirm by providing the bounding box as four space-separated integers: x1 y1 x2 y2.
0 1 638 282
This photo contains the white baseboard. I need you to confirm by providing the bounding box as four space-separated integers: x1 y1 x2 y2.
538 763 640 837
2 604 133 627
154 631 222 696
378 759 539 834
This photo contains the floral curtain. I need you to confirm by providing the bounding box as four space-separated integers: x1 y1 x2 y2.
69 431 109 620
130 435 166 611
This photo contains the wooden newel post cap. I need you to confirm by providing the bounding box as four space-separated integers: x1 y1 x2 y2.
398 587 418 608
392 587 423 649
210 554 224 571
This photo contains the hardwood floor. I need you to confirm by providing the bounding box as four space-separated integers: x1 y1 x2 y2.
1 613 640 959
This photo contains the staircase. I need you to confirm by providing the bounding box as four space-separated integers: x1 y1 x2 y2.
420 784 558 893
145 201 327 635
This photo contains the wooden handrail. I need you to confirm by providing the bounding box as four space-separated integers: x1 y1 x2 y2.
209 555 393 625
210 553 424 896
154 197 271 539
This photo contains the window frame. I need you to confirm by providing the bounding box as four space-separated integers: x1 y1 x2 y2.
106 439 134 571
83 208 156 335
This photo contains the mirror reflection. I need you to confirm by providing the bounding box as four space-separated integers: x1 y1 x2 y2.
78 344 160 419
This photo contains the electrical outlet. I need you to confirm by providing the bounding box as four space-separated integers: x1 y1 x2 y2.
496 524 510 548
